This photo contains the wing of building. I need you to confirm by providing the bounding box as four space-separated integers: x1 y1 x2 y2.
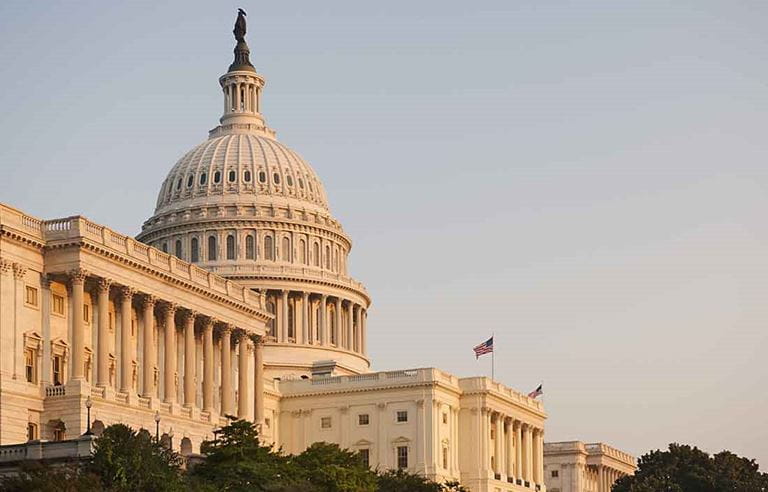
0 14 635 492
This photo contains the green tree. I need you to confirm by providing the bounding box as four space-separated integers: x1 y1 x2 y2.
87 424 185 492
376 469 468 492
0 462 101 492
613 443 768 492
292 442 377 492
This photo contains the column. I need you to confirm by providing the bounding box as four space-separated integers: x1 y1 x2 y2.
237 334 250 419
532 428 540 485
319 294 327 345
202 318 214 412
514 421 522 482
353 304 361 352
334 297 342 346
253 336 265 425
163 303 177 403
301 292 309 344
524 424 533 483
220 325 233 415
96 278 111 387
361 308 367 354
141 295 157 397
183 310 196 407
494 414 502 477
505 418 514 480
537 428 545 485
119 286 134 393
280 290 288 342
346 301 353 350
40 275 52 385
69 269 87 380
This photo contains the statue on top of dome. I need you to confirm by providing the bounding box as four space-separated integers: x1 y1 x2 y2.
234 8 247 42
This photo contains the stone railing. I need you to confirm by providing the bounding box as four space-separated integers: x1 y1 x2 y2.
0 436 95 463
585 443 636 466
0 204 260 308
458 377 545 412
205 263 368 295
281 368 458 395
45 385 66 398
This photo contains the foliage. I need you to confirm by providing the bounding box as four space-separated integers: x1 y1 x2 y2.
376 469 468 492
87 423 185 492
612 443 768 492
291 442 377 492
0 462 101 492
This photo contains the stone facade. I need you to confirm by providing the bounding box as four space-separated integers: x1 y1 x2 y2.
543 441 636 492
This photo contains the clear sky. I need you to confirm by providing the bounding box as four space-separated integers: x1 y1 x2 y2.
1 1 767 467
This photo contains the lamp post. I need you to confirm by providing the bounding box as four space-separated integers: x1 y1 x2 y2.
84 397 93 436
168 426 174 450
154 411 161 441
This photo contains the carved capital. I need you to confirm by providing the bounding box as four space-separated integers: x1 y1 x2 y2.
118 285 135 301
40 274 53 288
181 309 198 323
12 263 27 280
68 268 88 284
96 277 112 294
159 301 178 316
142 294 157 310
0 259 12 275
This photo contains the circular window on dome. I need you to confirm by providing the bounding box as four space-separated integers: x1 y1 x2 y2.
228 170 236 183
244 170 252 182
286 175 293 187
214 171 221 184
200 172 207 185
273 173 280 185
187 175 194 188
258 171 266 183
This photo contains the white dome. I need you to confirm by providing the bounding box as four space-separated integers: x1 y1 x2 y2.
155 134 329 215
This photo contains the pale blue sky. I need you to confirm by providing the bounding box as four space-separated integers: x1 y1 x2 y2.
1 1 767 466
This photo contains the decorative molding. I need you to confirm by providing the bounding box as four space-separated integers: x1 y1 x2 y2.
68 268 88 284
12 262 27 280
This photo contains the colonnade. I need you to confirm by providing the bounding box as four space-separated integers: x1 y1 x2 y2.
224 80 260 114
67 269 264 421
485 409 544 486
265 290 367 354
598 465 625 492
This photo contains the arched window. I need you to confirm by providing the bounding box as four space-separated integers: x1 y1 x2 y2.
186 175 194 188
325 245 331 270
264 236 274 261
259 171 266 183
213 170 221 184
329 304 337 345
161 242 168 253
273 173 280 185
313 243 320 267
315 303 321 342
190 237 199 263
175 240 183 258
298 178 304 189
266 299 276 338
245 235 255 260
244 170 252 182
175 178 182 191
286 175 293 187
208 236 217 261
309 181 314 192
282 237 291 262
299 239 307 264
287 299 295 340
228 170 236 183
200 172 207 185
226 235 236 260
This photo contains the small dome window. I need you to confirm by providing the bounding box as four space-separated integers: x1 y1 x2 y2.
244 170 252 182
286 175 293 187
186 175 194 188
273 173 281 185
213 170 221 184
228 170 236 183
308 181 314 192
175 178 182 191
258 171 266 183
200 173 207 185
298 178 304 189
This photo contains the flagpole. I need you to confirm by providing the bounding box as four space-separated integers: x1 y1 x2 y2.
491 333 495 381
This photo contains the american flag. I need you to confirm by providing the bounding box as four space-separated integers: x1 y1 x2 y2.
528 384 543 399
473 336 494 359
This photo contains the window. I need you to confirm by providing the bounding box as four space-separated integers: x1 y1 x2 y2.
264 236 274 261
175 178 181 190
286 175 293 186
490 428 495 440
552 470 559 478
52 355 63 386
325 246 331 269
228 170 236 182
442 412 448 424
213 170 222 184
27 423 37 441
52 294 64 315
191 237 199 263
282 237 291 262
200 172 207 185
53 428 65 442
273 173 280 185
175 239 183 258
321 417 332 429
265 418 271 428
396 411 408 423
25 286 38 307
313 243 320 267
442 447 449 469
226 235 236 260
245 235 255 260
397 446 408 469
266 300 276 338
187 175 194 187
287 300 295 339
259 171 266 183
25 349 36 383
309 181 314 192
244 170 251 182
208 236 217 261
298 178 304 189
161 242 168 253
358 414 370 426
299 239 307 264
358 448 370 467
83 304 90 323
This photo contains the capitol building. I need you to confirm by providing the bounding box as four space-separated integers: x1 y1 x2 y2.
0 14 635 492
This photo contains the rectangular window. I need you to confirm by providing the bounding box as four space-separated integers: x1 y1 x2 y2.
83 304 90 323
552 470 559 478
442 447 449 469
397 446 408 469
359 448 370 467
358 414 370 426
52 356 63 386
27 423 37 441
109 312 114 331
396 410 408 423
265 418 271 428
25 286 38 307
442 412 448 424
132 319 136 337
52 294 65 315
25 349 36 383
321 417 332 429
53 429 65 442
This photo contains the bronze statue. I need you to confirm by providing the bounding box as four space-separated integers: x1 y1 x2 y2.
234 8 247 42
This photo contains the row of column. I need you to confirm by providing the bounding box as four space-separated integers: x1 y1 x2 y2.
67 269 264 422
267 290 367 354
225 81 260 114
487 410 544 486
599 465 624 492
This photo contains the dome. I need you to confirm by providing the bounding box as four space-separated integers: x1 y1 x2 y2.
155 133 329 215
